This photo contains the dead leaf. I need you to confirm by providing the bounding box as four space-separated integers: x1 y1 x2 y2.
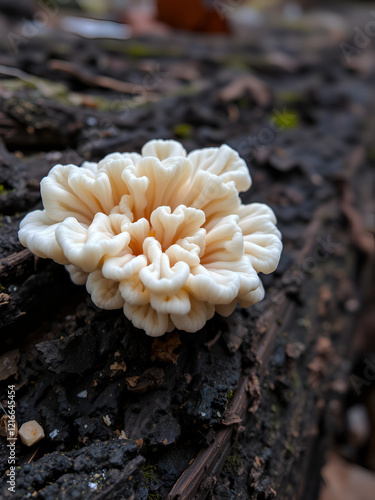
125 376 139 388
110 361 127 376
221 410 242 426
157 0 229 34
285 342 306 360
320 451 375 500
0 292 10 306
217 75 270 107
151 332 181 365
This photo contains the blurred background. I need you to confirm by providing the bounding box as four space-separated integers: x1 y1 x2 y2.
0 1 374 499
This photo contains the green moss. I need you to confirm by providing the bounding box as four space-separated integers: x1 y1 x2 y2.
224 388 234 406
124 42 181 58
0 184 9 196
142 462 160 499
271 109 299 130
173 123 193 139
142 463 158 482
224 446 243 474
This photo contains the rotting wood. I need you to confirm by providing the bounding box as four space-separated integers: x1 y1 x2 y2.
0 249 32 278
0 9 374 499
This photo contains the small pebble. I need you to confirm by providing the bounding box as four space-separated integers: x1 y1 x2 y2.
49 429 59 439
86 117 97 126
345 298 360 313
19 420 45 447
103 415 112 426
46 151 62 161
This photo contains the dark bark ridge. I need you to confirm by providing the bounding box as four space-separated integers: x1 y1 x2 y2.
0 14 374 500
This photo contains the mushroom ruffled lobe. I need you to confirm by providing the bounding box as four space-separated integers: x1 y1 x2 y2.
19 140 282 336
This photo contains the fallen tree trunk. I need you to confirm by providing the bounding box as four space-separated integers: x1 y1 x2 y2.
0 11 374 500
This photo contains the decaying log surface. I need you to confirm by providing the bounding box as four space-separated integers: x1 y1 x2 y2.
0 9 374 500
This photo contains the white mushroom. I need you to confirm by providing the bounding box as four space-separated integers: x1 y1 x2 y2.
19 139 282 336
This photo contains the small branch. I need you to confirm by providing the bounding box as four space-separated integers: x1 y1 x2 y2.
48 59 150 95
167 375 250 500
0 249 33 278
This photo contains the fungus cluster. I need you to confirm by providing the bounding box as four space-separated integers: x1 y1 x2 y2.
19 140 282 336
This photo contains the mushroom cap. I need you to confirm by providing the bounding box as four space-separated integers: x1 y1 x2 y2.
19 139 282 336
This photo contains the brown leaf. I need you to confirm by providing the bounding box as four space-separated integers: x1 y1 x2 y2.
125 376 139 388
285 342 306 360
221 410 242 426
217 75 271 107
110 361 127 376
320 451 375 500
151 332 181 365
157 0 229 34
0 292 10 305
